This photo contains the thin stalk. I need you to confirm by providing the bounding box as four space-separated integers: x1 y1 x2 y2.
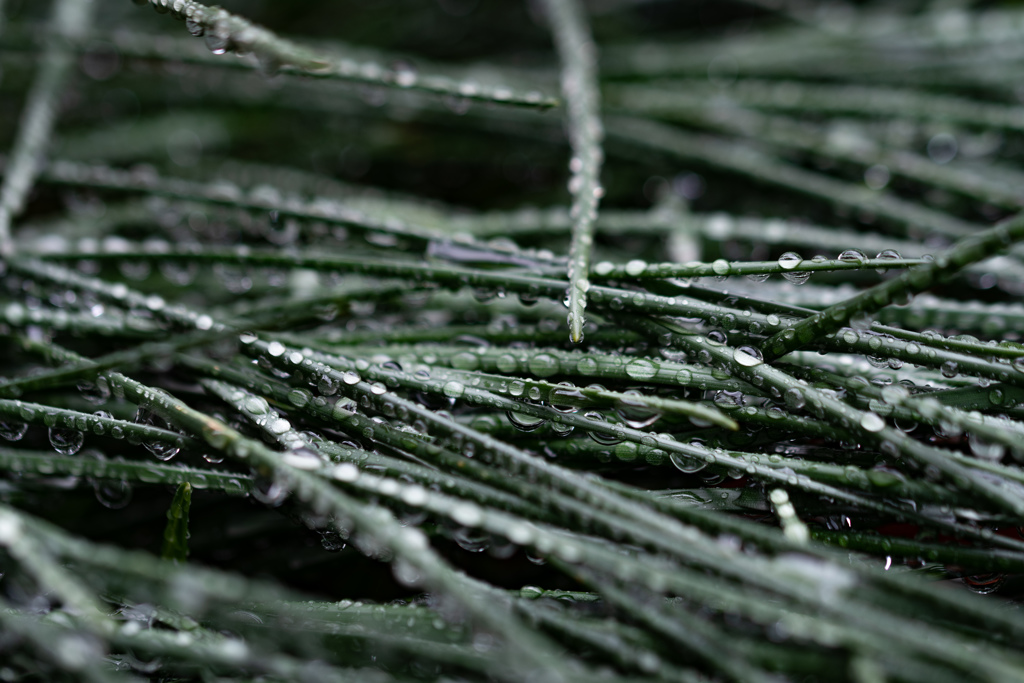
539 0 604 342
0 0 93 256
762 211 1024 360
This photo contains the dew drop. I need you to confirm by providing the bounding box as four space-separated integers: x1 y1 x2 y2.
94 480 133 509
49 427 84 455
838 249 867 264
860 412 885 432
784 388 806 410
625 359 657 380
625 259 647 276
528 353 560 378
506 410 545 432
778 251 802 270
875 249 901 274
442 381 465 398
0 420 28 442
670 451 707 474
733 346 763 367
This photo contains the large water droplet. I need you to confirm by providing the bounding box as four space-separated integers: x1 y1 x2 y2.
860 412 885 432
625 359 657 380
94 480 133 509
838 249 867 264
670 450 707 474
442 381 465 398
733 346 763 367
135 408 180 461
49 427 84 455
0 420 28 441
506 410 545 432
778 252 802 270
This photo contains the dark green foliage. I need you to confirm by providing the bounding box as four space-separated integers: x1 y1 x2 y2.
3 1 1024 681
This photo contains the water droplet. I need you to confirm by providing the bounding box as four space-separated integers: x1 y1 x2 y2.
927 133 958 165
134 407 181 460
94 480 132 509
242 395 269 416
78 377 111 405
584 411 621 445
625 259 647 276
625 359 657 380
288 389 312 407
317 375 339 396
838 249 867 264
778 252 802 270
528 353 560 378
268 418 291 435
442 381 465 398
711 259 730 276
864 164 890 190
670 450 707 473
49 427 84 455
875 249 901 274
205 31 231 55
0 420 28 441
185 18 205 37
968 433 1005 461
506 410 545 432
963 573 1004 595
860 412 885 432
733 346 763 367
941 361 959 378
452 527 490 552
784 388 806 410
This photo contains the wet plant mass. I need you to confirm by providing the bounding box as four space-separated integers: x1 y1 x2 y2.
2 0 1024 681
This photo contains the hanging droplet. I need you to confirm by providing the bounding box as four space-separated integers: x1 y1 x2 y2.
205 31 232 55
49 426 84 455
927 133 958 165
875 249 901 274
94 480 133 509
443 381 466 398
779 251 810 284
134 407 180 461
452 527 490 552
963 573 1004 595
185 18 205 37
584 411 622 445
0 419 28 441
506 410 545 432
670 450 707 474
78 377 111 405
